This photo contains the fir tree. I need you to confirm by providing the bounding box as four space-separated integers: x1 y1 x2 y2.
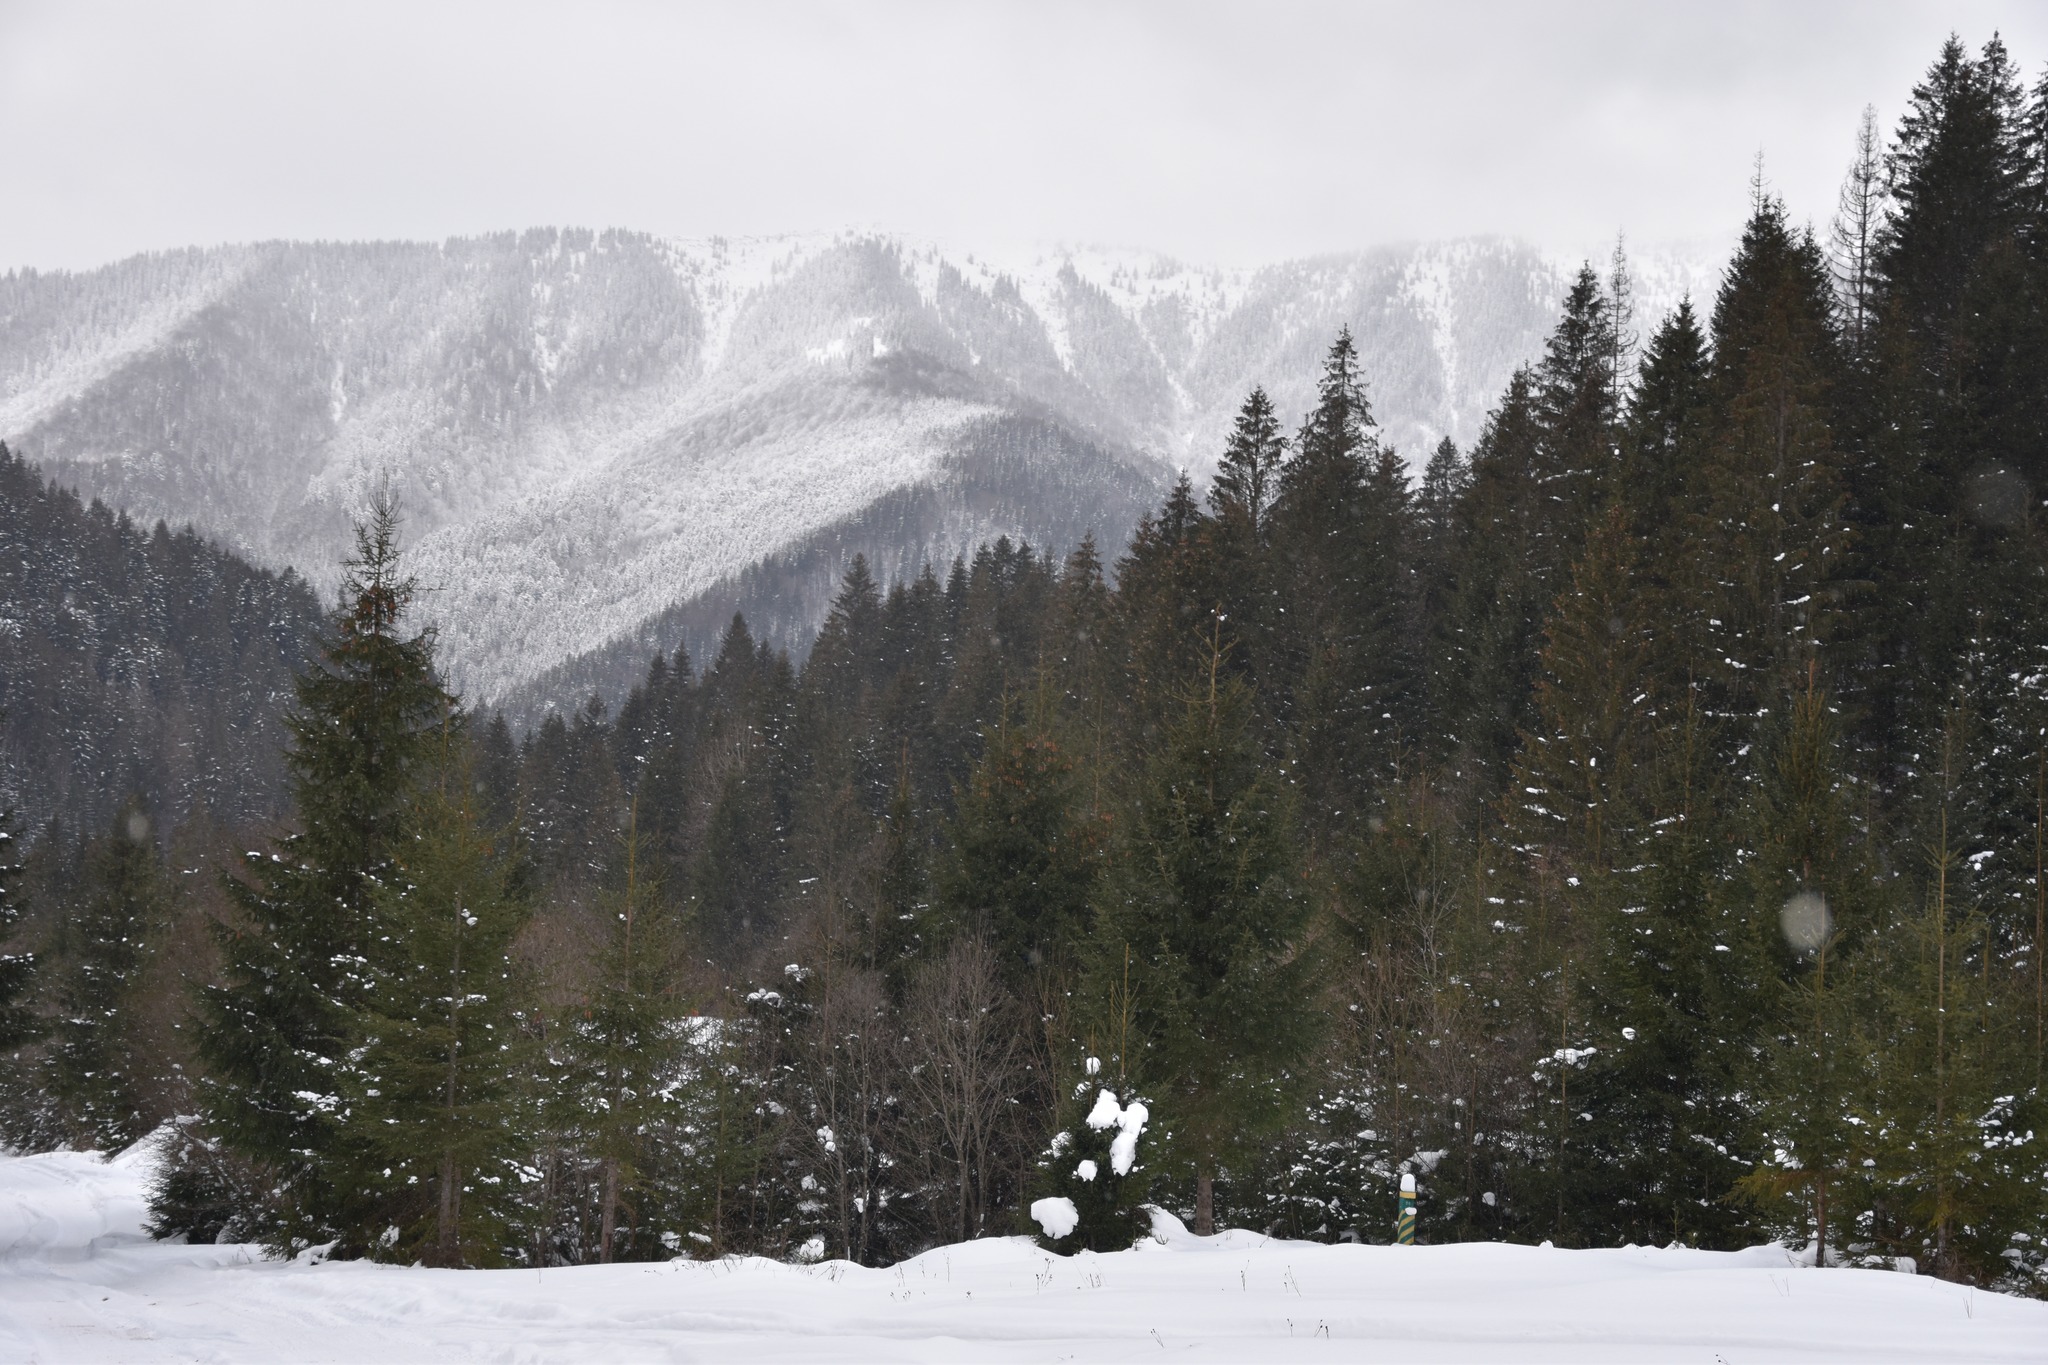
863 758 930 993
1417 436 1470 543
1624 300 1712 542
1862 702 2044 1284
1569 694 1754 1250
1878 35 2030 360
1434 368 1547 785
1531 265 1621 534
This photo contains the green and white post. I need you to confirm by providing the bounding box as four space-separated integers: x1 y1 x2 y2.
1396 1172 1416 1245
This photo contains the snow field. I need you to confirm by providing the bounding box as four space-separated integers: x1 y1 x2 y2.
2 1139 2041 1363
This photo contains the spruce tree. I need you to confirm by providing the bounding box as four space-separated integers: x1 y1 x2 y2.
1569 693 1754 1250
1687 196 1850 763
1858 34 2038 785
1878 35 2029 360
0 799 35 1054
1735 677 1876 1267
339 738 528 1267
1086 645 1319 1236
863 761 930 993
182 494 450 1253
1493 509 1662 1245
1861 703 2047 1284
1031 1059 1153 1254
1114 473 1219 729
44 798 169 1150
1208 386 1287 543
1434 368 1546 785
937 694 1098 990
1624 300 1712 542
557 801 692 1262
1265 330 1418 849
690 616 790 951
1530 266 1621 538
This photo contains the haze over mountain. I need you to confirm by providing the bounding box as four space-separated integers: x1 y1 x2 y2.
0 229 1715 712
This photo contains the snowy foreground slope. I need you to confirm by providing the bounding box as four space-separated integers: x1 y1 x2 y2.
3 1143 2039 1364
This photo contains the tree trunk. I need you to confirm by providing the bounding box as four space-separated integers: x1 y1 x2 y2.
1194 1171 1215 1237
1813 1174 1827 1270
437 1148 461 1267
600 1155 619 1263
958 1156 971 1245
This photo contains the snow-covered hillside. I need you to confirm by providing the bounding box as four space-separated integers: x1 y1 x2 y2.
0 231 1718 705
2 1138 2037 1364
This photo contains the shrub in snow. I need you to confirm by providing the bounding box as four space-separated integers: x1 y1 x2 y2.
146 1116 273 1247
1031 1060 1151 1254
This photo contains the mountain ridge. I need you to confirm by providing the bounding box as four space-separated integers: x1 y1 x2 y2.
0 229 1720 708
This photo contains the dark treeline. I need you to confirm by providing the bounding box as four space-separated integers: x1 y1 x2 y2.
0 443 319 838
3 33 2047 1293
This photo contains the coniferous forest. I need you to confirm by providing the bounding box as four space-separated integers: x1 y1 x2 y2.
6 34 2048 1294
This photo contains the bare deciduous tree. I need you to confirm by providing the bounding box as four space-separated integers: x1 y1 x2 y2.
902 936 1025 1243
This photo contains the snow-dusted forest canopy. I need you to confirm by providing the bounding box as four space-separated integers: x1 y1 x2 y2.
4 31 2048 1312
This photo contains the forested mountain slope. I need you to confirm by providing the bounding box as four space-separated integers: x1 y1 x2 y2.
0 444 320 838
0 232 1713 705
1 31 2046 1300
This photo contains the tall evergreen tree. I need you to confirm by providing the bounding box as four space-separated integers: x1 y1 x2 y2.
937 695 1099 990
558 801 693 1263
1208 386 1287 543
1086 647 1320 1236
340 738 528 1267
182 495 451 1253
1735 677 1875 1268
0 798 34 1055
1685 196 1850 762
1878 34 2030 360
1531 266 1622 537
1624 300 1712 540
1265 329 1418 850
1434 369 1546 787
43 798 169 1150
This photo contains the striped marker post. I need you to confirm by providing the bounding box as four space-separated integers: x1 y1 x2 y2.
1396 1172 1416 1245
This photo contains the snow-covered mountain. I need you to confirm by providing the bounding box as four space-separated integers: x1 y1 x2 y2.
0 230 1718 710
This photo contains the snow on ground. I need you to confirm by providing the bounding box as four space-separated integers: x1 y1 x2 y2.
3 1139 2042 1364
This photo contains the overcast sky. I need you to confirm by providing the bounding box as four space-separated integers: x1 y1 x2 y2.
4 0 2045 273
